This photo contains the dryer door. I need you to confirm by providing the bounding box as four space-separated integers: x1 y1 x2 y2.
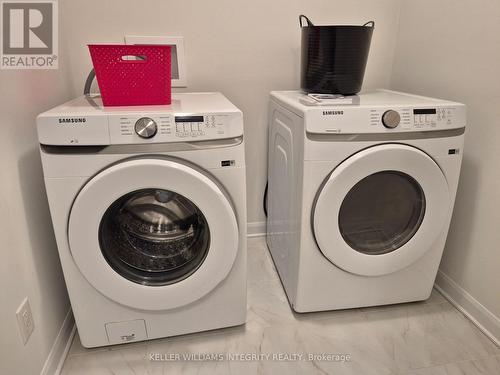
68 158 239 311
312 144 450 276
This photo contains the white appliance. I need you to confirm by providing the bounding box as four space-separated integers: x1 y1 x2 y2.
37 93 247 347
267 90 465 312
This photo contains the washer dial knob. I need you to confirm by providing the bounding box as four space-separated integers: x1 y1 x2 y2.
382 110 401 128
135 117 158 138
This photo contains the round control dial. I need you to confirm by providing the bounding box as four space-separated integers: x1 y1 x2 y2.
135 117 158 138
382 110 401 129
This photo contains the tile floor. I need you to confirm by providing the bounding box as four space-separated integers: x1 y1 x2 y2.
61 237 499 375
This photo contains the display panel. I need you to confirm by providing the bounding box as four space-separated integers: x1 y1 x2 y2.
175 116 204 123
413 108 436 115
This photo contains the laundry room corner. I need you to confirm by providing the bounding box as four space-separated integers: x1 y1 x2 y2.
390 0 500 345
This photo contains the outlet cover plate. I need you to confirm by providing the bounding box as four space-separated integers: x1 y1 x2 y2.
16 297 34 345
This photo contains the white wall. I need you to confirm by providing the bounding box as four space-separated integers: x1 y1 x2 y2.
391 0 500 341
0 12 75 374
59 0 401 229
0 76 72 372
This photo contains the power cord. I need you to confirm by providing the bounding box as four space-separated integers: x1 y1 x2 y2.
263 181 268 217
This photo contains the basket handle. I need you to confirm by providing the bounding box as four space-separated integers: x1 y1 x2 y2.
299 15 314 27
363 21 375 27
83 55 146 95
119 54 148 62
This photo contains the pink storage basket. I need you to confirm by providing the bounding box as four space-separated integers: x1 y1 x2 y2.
88 44 171 106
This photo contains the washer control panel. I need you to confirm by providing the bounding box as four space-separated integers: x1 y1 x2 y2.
36 93 245 146
108 113 241 144
173 115 225 139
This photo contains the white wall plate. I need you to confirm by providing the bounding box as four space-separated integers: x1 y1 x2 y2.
125 35 186 87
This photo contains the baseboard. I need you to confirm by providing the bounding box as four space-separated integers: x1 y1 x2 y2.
247 221 266 238
40 308 76 375
435 270 500 347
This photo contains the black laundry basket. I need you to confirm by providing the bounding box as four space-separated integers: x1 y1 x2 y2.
300 15 374 95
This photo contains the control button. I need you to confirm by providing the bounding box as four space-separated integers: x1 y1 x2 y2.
382 110 401 128
135 117 157 138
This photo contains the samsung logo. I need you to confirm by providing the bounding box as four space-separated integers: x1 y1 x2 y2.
323 110 344 116
58 118 87 124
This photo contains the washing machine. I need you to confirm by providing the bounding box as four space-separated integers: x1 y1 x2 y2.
266 89 465 312
37 92 247 347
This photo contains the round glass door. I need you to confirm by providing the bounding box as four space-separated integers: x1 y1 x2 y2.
312 144 450 276
69 158 239 311
339 171 426 255
99 189 210 286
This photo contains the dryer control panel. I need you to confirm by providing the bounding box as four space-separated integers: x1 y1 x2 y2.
303 104 465 134
367 107 459 131
270 90 466 135
412 108 455 128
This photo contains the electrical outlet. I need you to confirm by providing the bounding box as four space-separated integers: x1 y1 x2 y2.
16 297 34 345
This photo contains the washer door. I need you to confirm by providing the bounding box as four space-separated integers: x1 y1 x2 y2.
312 144 450 276
68 158 239 311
